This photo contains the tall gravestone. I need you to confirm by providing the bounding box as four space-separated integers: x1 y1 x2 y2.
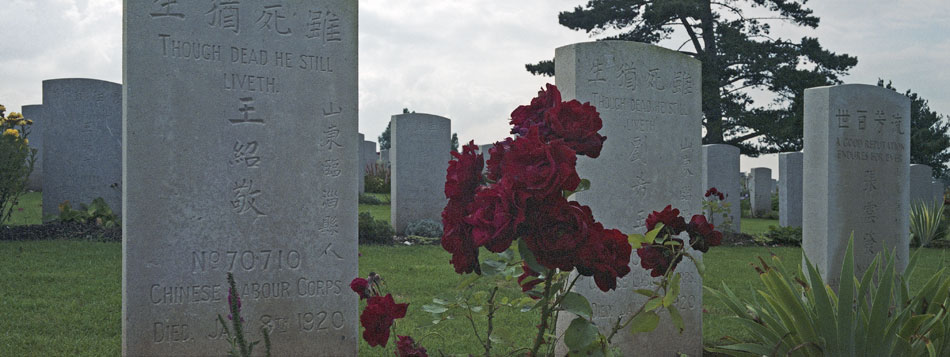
702 144 741 232
479 143 494 173
909 164 933 205
932 181 944 204
750 168 772 217
42 78 122 220
803 84 910 283
779 152 803 227
390 113 450 234
379 149 390 166
21 104 43 191
123 2 358 355
554 41 703 356
358 133 365 193
361 140 377 178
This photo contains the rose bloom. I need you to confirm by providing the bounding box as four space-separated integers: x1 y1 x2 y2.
349 278 370 299
576 225 632 291
510 83 561 137
396 335 428 357
521 199 596 271
445 141 483 201
637 244 683 278
516 262 543 293
543 99 606 158
441 198 480 274
646 205 687 235
500 129 580 199
686 214 723 253
360 294 408 347
485 137 514 182
463 179 528 253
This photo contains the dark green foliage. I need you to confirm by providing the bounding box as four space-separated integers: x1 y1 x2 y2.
529 0 857 156
378 121 391 150
405 219 443 238
0 106 36 224
771 192 779 212
55 197 120 228
364 162 391 194
451 132 459 152
359 212 394 245
762 225 802 246
878 80 950 178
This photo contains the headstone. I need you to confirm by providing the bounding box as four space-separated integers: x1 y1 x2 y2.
771 179 778 194
123 2 358 355
21 104 43 191
554 41 702 356
779 152 803 228
749 168 772 217
932 181 944 204
909 164 934 205
358 133 365 193
390 113 450 234
361 140 377 174
42 78 122 220
803 84 910 283
479 143 494 173
701 144 741 232
379 149 390 166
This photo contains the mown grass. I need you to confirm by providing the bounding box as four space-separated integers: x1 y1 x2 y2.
3 191 41 226
740 217 779 235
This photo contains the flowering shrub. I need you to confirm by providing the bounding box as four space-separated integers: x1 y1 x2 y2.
702 187 735 233
352 85 721 355
0 104 36 224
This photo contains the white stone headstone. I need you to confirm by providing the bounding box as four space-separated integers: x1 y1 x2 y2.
779 152 803 228
379 149 390 166
42 78 122 220
21 104 43 191
123 1 358 355
750 168 772 217
909 164 934 205
932 181 944 204
361 140 377 175
390 113 450 234
555 41 702 356
702 144 741 232
803 84 910 283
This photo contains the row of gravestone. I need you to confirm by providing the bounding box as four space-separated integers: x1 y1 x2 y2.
105 3 914 355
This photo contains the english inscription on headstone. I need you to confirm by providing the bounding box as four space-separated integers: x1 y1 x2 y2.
702 144 741 232
123 1 358 355
21 104 43 191
554 41 703 356
779 152 803 228
42 78 122 220
390 113 450 234
803 84 910 283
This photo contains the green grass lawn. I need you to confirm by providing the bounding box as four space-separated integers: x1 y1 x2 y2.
740 217 779 235
3 191 41 226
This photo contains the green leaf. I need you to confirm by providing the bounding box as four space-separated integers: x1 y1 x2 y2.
629 311 660 334
645 223 664 243
663 273 681 307
634 289 657 298
518 238 546 274
422 304 448 314
564 317 599 350
456 274 480 290
628 234 648 249
480 259 506 276
498 248 515 262
559 292 593 319
668 305 684 333
644 297 663 312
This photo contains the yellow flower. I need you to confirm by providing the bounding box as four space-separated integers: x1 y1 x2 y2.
7 112 21 119
23 138 29 145
16 120 26 126
3 128 19 137
0 104 6 112
26 120 33 125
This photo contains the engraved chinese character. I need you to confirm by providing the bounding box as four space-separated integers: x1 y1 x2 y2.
863 169 878 193
306 9 342 42
322 125 344 150
647 68 666 91
874 110 887 133
628 137 643 163
863 202 879 223
320 216 340 236
206 0 240 33
321 242 343 260
229 97 265 125
616 62 637 90
588 58 606 83
892 113 905 134
151 0 185 19
672 71 693 94
631 174 649 198
323 101 342 117
836 109 850 128
257 4 291 35
230 141 260 168
863 232 878 256
322 159 342 177
322 189 340 209
856 109 867 130
231 179 265 216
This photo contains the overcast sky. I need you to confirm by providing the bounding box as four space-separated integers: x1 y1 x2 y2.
2 0 948 177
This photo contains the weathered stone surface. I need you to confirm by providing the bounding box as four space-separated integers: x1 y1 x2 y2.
910 164 934 205
42 78 122 220
390 113 450 234
123 2 358 355
702 144 741 232
803 84 910 284
21 104 43 191
932 181 944 204
361 140 377 175
379 149 389 165
779 152 803 227
750 168 772 217
555 41 703 356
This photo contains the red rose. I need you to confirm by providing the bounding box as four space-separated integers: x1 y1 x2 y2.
636 244 682 278
463 180 528 253
396 335 428 357
544 100 606 158
485 137 514 182
517 262 543 293
445 141 484 201
441 199 480 274
704 187 718 197
359 294 408 347
646 205 687 235
576 225 632 291
522 199 595 271
510 83 561 137
501 129 580 198
686 214 722 253
350 278 370 299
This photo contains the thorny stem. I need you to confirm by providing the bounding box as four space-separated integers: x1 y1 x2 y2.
484 287 499 357
605 250 687 344
530 269 555 356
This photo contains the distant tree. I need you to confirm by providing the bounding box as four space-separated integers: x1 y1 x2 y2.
528 0 857 156
378 121 391 150
878 80 950 178
451 133 459 152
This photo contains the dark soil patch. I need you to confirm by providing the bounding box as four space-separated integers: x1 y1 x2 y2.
0 221 120 242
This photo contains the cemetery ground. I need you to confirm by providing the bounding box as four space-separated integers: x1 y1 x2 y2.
2 196 949 355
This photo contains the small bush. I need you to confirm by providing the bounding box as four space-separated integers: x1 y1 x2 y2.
760 225 802 246
56 197 120 228
359 212 393 245
405 219 443 238
0 106 36 224
365 163 390 194
358 193 384 205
